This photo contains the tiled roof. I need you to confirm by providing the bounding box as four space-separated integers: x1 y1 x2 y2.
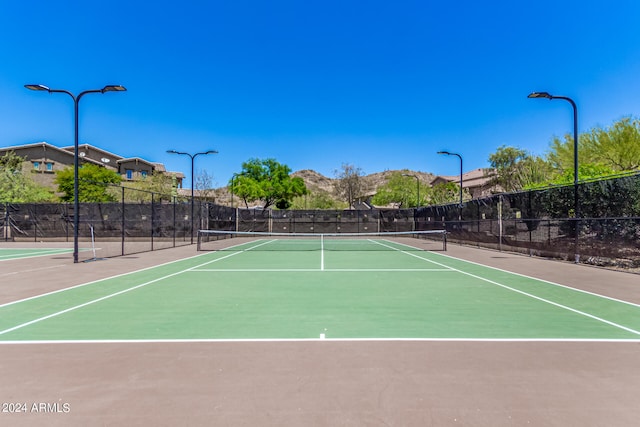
431 168 495 188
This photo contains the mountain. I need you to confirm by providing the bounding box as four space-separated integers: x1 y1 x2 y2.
292 169 435 194
291 169 335 193
214 169 436 207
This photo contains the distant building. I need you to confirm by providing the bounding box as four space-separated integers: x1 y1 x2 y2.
430 168 498 199
0 141 184 190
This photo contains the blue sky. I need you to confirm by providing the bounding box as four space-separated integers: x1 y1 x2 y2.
2 1 640 189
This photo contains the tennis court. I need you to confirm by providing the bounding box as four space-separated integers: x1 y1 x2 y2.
1 231 639 342
1 235 639 426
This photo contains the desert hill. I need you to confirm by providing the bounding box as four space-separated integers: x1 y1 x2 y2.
291 169 435 194
214 169 436 207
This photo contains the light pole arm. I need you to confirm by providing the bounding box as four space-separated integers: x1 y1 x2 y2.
454 154 463 208
166 149 217 244
528 91 580 262
437 150 464 217
551 96 578 186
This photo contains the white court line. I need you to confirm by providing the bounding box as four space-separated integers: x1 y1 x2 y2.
3 237 637 340
430 250 640 309
377 238 640 309
0 251 210 309
0 248 72 261
0 264 65 278
0 249 252 336
242 239 279 251
371 239 640 336
191 268 454 272
321 235 324 271
1 337 640 345
0 238 275 309
371 239 456 269
0 238 286 335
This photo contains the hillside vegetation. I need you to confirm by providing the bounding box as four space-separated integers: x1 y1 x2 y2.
214 169 436 208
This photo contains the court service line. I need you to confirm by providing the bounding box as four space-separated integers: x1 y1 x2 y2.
242 239 279 251
0 250 251 337
372 239 456 270
2 337 640 345
372 240 640 336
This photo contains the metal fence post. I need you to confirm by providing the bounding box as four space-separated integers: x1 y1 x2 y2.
121 187 125 256
151 192 155 252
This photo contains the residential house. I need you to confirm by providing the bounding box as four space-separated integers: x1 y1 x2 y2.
430 168 497 199
0 141 184 190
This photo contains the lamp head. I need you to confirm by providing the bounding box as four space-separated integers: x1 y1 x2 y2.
25 84 50 92
528 92 553 99
437 151 451 155
102 85 127 93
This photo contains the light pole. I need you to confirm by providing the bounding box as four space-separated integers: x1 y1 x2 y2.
167 149 218 243
25 84 126 263
437 151 463 219
402 173 420 208
528 91 580 262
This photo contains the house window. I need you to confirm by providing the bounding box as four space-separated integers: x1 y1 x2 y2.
126 169 133 180
33 161 40 170
140 170 148 178
46 162 54 172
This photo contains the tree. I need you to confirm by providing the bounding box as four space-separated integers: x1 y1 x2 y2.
371 172 424 208
229 158 307 209
429 182 461 205
547 163 616 186
55 164 122 202
516 156 553 190
194 169 217 202
0 151 23 171
485 145 553 192
546 116 640 177
334 163 369 208
291 191 347 210
487 146 529 192
547 133 596 177
0 151 56 202
122 172 176 202
579 117 640 171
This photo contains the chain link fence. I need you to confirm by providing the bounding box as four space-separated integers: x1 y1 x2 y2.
204 207 417 234
2 173 638 270
416 173 640 270
1 186 198 259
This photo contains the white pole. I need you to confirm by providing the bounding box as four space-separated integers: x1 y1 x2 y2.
90 224 97 260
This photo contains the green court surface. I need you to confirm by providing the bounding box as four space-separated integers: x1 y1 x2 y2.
0 247 73 261
1 237 639 342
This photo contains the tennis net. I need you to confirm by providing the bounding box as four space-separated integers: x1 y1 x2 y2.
197 230 447 252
